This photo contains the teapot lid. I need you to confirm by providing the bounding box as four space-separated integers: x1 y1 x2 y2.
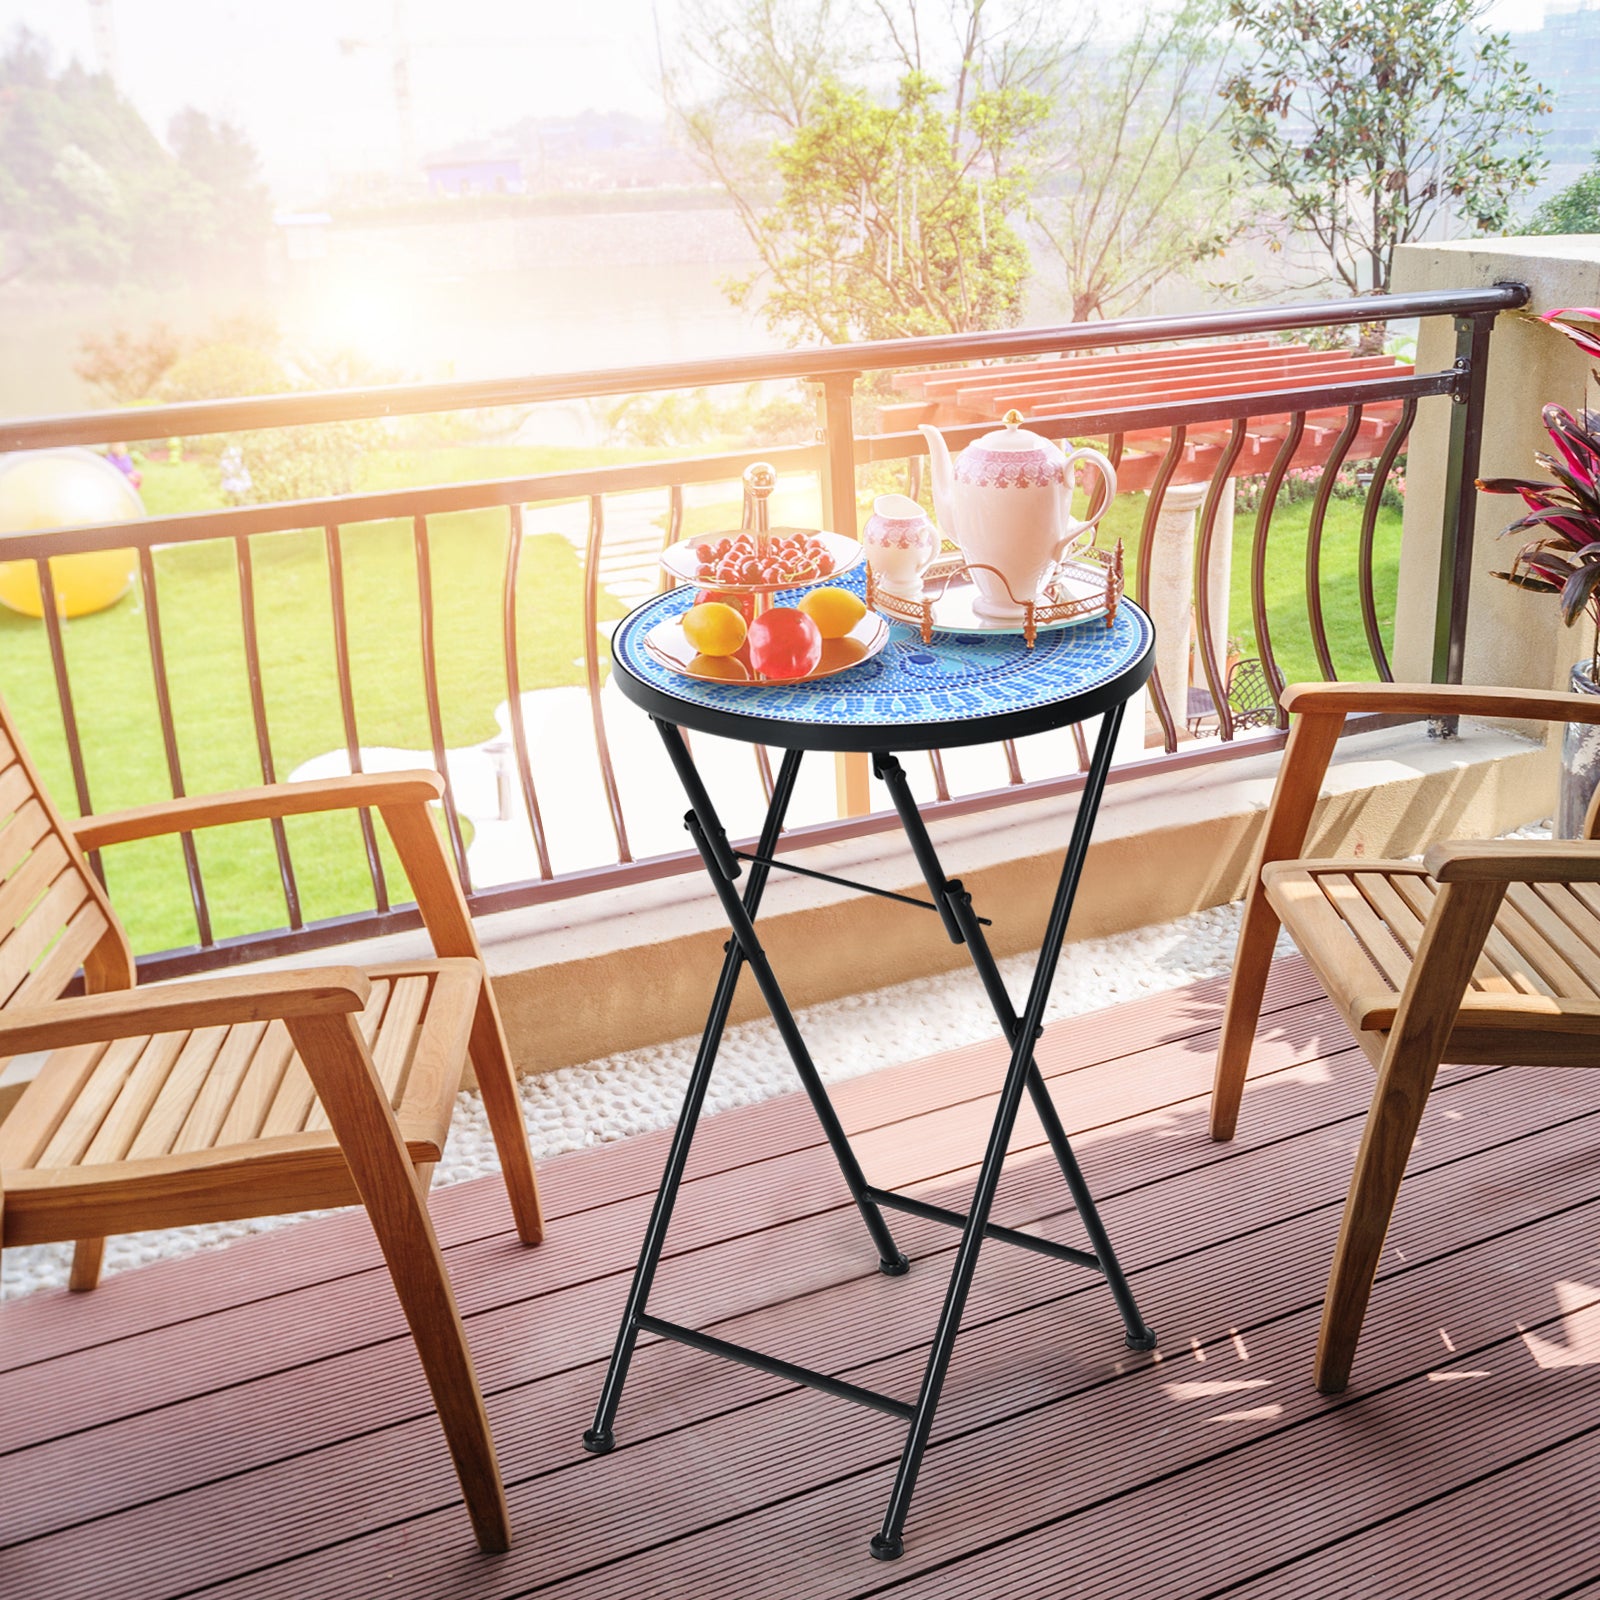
970 409 1061 456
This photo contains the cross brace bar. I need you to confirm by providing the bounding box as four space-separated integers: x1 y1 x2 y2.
637 1313 916 1420
862 1187 1102 1272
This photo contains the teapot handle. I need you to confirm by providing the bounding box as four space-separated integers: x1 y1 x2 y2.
1057 447 1118 557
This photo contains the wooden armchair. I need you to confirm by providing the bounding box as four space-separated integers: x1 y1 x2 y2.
1214 681 1600 1395
0 693 543 1552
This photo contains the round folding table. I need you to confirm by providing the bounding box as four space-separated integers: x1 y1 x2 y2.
584 579 1159 1560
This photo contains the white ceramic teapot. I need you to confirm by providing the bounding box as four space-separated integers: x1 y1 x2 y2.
919 411 1117 620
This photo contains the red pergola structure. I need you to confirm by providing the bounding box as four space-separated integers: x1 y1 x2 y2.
878 339 1415 490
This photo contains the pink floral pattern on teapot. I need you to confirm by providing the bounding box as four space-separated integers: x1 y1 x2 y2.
954 447 1063 491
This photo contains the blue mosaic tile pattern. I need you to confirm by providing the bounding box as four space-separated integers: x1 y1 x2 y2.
612 569 1153 732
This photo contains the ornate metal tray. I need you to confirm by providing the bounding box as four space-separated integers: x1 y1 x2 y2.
867 544 1124 647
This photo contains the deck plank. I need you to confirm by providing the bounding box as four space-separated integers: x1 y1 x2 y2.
0 1002 1368 1548
0 957 1323 1372
2 957 1596 1600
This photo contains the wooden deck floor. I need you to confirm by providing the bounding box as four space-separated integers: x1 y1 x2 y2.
5 956 1600 1598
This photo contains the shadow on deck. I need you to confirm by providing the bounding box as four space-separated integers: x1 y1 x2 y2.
4 956 1599 1598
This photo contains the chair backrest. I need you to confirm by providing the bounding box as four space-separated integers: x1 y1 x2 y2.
0 693 133 1008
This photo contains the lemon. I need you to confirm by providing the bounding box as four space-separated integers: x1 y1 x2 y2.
682 600 747 656
797 585 865 639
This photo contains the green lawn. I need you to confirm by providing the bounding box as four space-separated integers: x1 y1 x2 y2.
1093 491 1403 689
1 449 630 955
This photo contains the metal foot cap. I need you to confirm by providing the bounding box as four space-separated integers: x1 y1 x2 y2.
1124 1325 1158 1352
581 1428 615 1454
878 1251 912 1277
870 1533 905 1561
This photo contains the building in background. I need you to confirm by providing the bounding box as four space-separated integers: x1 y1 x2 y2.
1512 0 1600 169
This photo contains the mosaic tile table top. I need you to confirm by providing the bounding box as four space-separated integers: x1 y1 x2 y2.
611 569 1155 753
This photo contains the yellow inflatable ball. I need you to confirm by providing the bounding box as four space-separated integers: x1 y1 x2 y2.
0 450 143 620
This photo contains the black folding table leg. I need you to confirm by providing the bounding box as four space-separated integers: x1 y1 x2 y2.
660 727 908 1277
874 727 1153 1350
869 704 1150 1559
583 738 807 1454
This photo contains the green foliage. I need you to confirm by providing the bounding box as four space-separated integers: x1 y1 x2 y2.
732 72 1043 342
158 341 290 404
1222 0 1550 296
0 29 270 287
608 383 814 450
1525 150 1600 235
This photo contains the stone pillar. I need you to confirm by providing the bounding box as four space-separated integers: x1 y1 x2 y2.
1143 478 1236 732
1390 236 1600 694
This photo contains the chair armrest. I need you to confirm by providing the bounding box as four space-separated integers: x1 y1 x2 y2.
70 773 446 851
1281 681 1600 727
0 968 370 1056
1424 839 1600 883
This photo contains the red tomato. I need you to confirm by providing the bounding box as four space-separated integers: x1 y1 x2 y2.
747 607 823 680
693 587 756 621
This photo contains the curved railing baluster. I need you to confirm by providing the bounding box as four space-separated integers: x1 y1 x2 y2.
234 536 302 929
32 559 102 885
412 514 473 894
500 504 554 880
1305 405 1364 682
1193 417 1250 742
1250 413 1307 727
583 493 634 863
136 548 213 947
1135 427 1189 754
928 749 952 801
1358 398 1416 683
323 526 389 912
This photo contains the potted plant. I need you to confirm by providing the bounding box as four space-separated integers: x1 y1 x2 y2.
1483 307 1600 836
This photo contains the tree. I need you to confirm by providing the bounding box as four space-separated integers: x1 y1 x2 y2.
664 0 1073 342
73 323 184 405
0 29 270 287
1525 150 1600 236
1031 2 1246 322
168 108 273 266
1221 0 1549 301
736 72 1045 341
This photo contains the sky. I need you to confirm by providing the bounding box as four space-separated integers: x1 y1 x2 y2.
0 0 1558 204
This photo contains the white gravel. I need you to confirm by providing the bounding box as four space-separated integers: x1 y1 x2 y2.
2 896 1292 1303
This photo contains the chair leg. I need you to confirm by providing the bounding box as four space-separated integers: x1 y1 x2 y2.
468 988 545 1247
1313 877 1502 1394
1314 1044 1441 1393
1212 882 1280 1141
69 1237 105 1292
288 1011 512 1554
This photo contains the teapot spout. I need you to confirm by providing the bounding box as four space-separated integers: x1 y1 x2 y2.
918 423 957 539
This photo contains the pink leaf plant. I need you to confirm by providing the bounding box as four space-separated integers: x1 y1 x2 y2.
1482 394 1600 674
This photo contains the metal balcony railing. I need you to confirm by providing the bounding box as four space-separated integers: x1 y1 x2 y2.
0 284 1526 978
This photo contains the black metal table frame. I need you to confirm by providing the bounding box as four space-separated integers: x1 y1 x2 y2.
582 701 1155 1560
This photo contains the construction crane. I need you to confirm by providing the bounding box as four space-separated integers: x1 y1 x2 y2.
87 0 117 82
338 7 556 186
